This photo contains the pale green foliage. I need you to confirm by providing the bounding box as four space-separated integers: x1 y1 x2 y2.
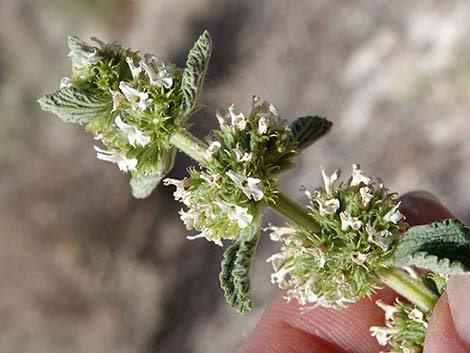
290 115 332 150
38 87 111 124
394 219 470 274
182 30 212 115
268 166 408 308
220 213 261 314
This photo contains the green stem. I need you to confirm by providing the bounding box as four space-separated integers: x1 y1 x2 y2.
375 268 439 313
269 193 321 233
170 130 208 162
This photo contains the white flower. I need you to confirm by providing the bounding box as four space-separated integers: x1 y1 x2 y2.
226 170 264 201
350 164 372 187
350 251 367 265
119 81 153 112
408 308 428 327
228 104 247 131
139 60 173 88
215 110 227 129
376 300 399 321
163 178 192 202
110 90 126 112
264 225 295 241
258 116 270 135
204 141 221 161
233 144 256 163
200 172 221 188
215 200 253 228
303 247 326 268
115 115 151 147
370 326 398 346
126 57 142 80
179 209 197 230
187 229 223 247
270 265 293 288
384 202 404 224
366 224 393 250
340 211 362 231
321 166 340 194
359 186 373 207
316 198 340 216
94 146 137 172
60 77 72 88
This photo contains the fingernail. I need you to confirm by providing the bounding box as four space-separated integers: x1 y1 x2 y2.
399 191 453 226
447 275 470 350
402 190 440 203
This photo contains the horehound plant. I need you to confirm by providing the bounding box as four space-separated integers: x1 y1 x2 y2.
39 31 470 353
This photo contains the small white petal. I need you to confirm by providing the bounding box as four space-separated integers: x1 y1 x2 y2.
350 164 372 187
60 77 72 88
316 198 340 216
226 170 264 201
321 166 340 194
384 202 404 224
340 211 362 231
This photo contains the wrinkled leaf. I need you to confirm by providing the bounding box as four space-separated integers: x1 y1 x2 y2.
393 219 470 275
182 31 212 115
38 87 112 125
290 115 332 150
220 213 261 314
68 35 91 53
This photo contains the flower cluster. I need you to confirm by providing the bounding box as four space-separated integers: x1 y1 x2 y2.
370 299 428 353
267 165 408 308
165 97 300 245
63 36 185 184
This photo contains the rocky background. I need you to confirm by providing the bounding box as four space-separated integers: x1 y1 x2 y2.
1 1 469 352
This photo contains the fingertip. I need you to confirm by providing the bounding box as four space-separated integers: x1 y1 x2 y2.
424 293 467 353
400 191 454 226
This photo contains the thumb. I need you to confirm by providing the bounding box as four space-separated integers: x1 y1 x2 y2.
424 276 470 353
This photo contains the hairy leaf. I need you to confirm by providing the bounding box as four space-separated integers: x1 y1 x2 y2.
182 31 212 115
220 214 261 314
38 87 112 125
68 35 91 53
393 219 470 274
290 116 332 150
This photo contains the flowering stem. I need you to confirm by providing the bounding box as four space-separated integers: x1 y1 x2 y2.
269 193 321 233
375 268 439 313
169 130 208 162
169 130 323 233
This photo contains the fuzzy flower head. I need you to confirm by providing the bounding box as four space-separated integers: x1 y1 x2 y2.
40 35 197 197
164 97 302 245
370 299 428 352
267 165 408 309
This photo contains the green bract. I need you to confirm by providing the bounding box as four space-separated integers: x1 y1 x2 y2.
267 165 408 308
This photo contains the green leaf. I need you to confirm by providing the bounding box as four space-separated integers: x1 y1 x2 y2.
393 219 470 274
68 35 91 54
38 87 112 125
181 30 212 115
130 148 176 199
219 214 261 314
290 116 332 150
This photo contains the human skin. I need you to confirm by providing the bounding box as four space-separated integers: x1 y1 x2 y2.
239 191 469 353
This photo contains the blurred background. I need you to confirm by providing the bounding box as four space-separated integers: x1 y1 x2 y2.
1 0 469 352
